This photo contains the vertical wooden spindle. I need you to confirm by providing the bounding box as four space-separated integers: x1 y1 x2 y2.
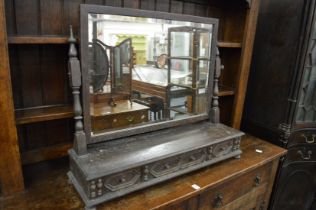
68 25 87 155
211 48 223 123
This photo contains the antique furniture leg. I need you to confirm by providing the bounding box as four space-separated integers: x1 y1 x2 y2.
0 0 24 196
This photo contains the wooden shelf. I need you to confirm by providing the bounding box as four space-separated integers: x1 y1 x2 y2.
219 86 235 96
21 142 72 165
218 41 242 48
8 35 70 44
15 105 74 125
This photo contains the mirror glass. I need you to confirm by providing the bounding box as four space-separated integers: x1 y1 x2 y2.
87 13 214 135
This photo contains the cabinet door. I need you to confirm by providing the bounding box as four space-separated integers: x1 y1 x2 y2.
270 159 316 210
295 6 316 124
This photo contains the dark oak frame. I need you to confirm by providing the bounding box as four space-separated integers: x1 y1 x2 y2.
80 4 219 144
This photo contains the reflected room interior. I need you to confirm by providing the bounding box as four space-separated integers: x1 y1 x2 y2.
88 14 213 134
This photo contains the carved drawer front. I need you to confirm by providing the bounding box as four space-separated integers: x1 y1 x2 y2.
199 163 272 210
181 149 206 169
150 156 181 177
285 145 316 164
288 129 316 148
212 140 234 157
88 169 141 198
104 168 141 192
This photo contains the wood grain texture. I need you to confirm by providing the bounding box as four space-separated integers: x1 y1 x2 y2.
1 0 260 195
15 105 74 125
0 0 24 196
231 0 261 129
21 142 72 165
1 135 286 209
218 41 242 48
8 36 69 44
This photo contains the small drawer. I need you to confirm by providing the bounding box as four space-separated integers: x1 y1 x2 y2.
288 128 316 148
112 110 148 128
284 145 316 164
150 156 181 177
104 168 141 192
199 163 272 210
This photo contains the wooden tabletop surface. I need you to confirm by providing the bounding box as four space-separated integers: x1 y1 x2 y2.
0 135 286 210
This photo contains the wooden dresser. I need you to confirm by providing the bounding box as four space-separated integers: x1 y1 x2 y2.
1 135 286 210
96 135 286 210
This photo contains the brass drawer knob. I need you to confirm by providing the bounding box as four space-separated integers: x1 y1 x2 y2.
213 192 223 208
254 175 261 186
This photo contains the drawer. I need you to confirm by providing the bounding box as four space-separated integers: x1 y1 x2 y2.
111 110 148 128
288 128 316 148
91 110 148 131
284 145 316 164
199 163 272 210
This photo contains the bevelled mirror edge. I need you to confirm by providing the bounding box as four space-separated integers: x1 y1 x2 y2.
79 4 219 144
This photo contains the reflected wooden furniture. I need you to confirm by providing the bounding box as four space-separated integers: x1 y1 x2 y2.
1 0 260 196
1 135 286 210
91 101 149 132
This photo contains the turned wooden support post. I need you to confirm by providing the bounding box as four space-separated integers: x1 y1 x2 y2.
211 48 223 124
68 25 87 155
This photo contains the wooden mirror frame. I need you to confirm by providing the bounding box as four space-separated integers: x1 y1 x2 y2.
80 4 218 144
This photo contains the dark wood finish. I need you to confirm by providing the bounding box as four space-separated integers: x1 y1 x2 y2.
1 0 260 196
21 142 72 165
8 36 69 44
1 135 286 209
242 0 316 209
15 105 73 125
273 163 316 210
242 0 314 142
231 0 260 128
0 0 24 196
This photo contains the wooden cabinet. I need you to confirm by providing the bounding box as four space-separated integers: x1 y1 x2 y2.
0 0 260 196
198 163 270 210
97 136 286 210
242 0 316 209
1 135 286 210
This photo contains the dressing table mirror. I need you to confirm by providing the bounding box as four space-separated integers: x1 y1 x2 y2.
67 5 244 210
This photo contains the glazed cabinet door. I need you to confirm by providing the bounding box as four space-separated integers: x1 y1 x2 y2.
270 146 316 210
295 2 316 125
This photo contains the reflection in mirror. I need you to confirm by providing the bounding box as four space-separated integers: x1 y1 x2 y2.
88 14 213 135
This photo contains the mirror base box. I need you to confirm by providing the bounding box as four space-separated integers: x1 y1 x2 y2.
68 122 243 208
